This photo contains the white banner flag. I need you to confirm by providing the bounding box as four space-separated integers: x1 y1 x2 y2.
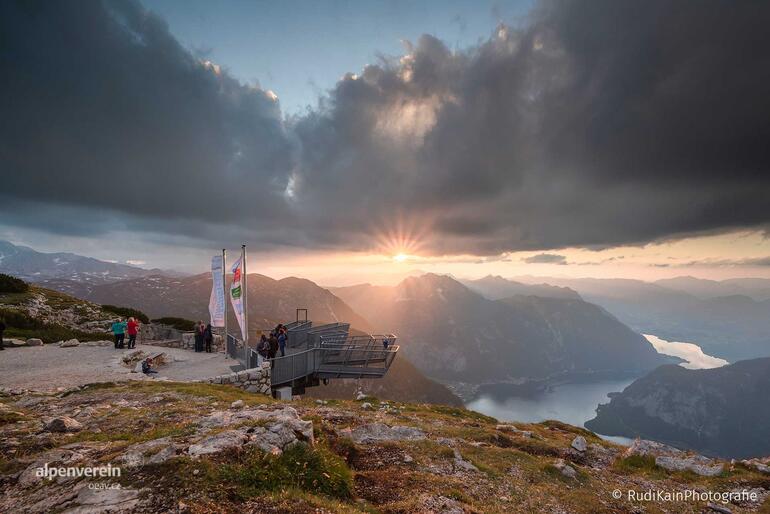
229 255 246 339
208 255 225 327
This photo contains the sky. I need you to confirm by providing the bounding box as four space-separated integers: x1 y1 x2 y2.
1 0 770 284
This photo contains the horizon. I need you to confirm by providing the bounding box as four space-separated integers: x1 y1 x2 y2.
2 0 770 284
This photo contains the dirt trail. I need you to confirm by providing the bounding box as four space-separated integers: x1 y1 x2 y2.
0 344 240 391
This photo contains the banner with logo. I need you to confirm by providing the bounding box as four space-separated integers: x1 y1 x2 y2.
208 255 225 327
229 255 246 338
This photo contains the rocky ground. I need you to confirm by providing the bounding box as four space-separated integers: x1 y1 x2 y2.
0 382 768 513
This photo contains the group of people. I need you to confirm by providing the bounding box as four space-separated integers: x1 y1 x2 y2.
256 323 287 361
110 317 140 349
194 321 214 353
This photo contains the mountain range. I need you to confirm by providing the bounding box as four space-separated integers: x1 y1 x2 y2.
585 357 770 459
332 273 669 384
0 240 181 289
461 275 582 301
83 272 372 334
512 275 770 362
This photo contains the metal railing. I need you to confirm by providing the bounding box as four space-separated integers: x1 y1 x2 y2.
270 336 399 387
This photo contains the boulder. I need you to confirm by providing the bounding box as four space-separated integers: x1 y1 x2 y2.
64 485 141 513
44 417 84 433
356 392 368 401
571 435 587 452
624 438 723 477
230 400 245 409
348 423 426 444
361 402 373 410
453 448 478 472
187 430 251 457
655 455 724 476
26 338 44 346
554 458 577 479
59 339 80 348
119 437 179 467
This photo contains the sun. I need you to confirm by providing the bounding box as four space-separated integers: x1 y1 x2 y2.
393 253 409 263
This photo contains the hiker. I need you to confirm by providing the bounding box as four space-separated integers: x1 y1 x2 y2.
141 357 158 375
257 334 270 361
126 317 139 349
268 333 279 359
382 336 389 350
111 318 127 349
194 320 205 352
0 317 5 351
277 328 287 357
204 323 214 353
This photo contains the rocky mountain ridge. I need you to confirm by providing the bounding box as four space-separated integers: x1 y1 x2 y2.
585 358 770 459
0 241 174 287
0 381 768 513
333 273 670 384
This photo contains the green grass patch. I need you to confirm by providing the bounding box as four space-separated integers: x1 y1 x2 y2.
614 454 669 479
220 443 353 500
422 404 497 424
539 420 600 440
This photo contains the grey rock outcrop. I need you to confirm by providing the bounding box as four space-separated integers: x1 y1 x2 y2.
347 423 426 444
571 435 587 452
624 438 724 476
44 416 84 433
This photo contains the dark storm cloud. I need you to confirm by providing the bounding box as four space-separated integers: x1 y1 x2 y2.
2 0 770 255
523 253 567 265
0 0 297 245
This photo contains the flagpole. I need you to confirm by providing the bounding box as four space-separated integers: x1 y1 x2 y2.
241 244 249 364
222 248 227 351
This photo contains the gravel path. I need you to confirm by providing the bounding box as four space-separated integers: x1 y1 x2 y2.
0 343 242 392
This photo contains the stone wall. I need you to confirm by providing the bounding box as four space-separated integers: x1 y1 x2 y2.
140 325 225 353
196 362 271 395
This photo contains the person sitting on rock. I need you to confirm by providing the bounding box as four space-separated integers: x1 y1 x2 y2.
141 357 158 375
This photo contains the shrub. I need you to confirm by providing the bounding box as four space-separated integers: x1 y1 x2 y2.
101 304 149 323
152 317 197 331
0 274 29 294
220 443 353 500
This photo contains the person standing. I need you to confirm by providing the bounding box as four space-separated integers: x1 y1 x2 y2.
204 323 214 353
0 317 6 351
257 334 269 362
277 328 287 357
126 317 139 349
111 318 126 349
194 321 205 352
268 333 278 359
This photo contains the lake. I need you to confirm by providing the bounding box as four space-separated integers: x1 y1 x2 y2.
465 334 727 441
465 377 636 443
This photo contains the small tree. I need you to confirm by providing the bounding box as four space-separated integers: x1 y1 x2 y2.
0 273 30 294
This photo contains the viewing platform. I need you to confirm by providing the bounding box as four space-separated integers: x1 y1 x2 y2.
226 311 399 396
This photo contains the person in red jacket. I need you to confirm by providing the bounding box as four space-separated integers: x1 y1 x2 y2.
126 317 139 349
